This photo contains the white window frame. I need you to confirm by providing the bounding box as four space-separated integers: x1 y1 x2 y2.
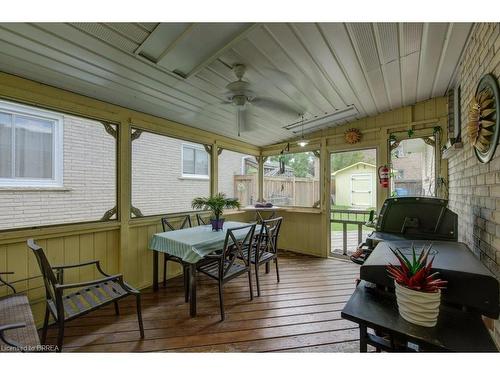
0 100 63 188
181 143 209 179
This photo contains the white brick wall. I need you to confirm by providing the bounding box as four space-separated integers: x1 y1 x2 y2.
0 117 252 228
0 114 116 229
131 132 252 216
131 131 210 216
448 22 500 345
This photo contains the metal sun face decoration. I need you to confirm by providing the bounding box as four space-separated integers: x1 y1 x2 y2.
467 73 500 163
344 128 362 144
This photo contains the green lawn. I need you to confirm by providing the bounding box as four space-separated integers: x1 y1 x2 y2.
330 205 374 232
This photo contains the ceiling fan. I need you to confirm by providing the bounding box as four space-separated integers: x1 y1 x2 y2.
221 64 302 135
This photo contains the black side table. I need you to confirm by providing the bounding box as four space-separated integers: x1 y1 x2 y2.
341 281 498 352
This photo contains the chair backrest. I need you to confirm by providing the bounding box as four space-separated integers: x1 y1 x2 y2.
27 239 58 302
161 214 192 232
257 217 283 259
0 272 16 294
221 224 256 277
196 213 208 226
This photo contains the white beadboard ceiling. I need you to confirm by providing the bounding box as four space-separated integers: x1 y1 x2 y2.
0 22 472 146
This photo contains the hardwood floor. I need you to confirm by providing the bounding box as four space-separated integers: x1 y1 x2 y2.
47 251 361 352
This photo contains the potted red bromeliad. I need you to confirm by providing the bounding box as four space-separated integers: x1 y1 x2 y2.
386 243 447 327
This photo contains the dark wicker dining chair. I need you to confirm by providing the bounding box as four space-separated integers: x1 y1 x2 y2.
197 223 256 320
195 213 208 226
250 217 283 296
161 214 192 302
27 239 144 351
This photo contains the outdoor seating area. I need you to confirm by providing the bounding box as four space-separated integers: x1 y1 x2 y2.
1 6 500 372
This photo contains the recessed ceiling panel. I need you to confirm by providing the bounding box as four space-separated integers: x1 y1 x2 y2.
156 23 252 77
137 23 191 61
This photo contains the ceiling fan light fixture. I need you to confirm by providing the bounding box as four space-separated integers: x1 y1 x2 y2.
297 114 309 147
297 139 309 147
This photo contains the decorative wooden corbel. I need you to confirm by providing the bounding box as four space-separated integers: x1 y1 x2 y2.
101 121 117 139
101 206 117 221
130 206 144 218
131 129 143 141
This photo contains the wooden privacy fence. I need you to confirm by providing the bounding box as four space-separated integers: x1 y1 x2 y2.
233 175 320 207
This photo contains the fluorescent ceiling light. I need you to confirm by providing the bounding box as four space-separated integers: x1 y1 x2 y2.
285 105 358 133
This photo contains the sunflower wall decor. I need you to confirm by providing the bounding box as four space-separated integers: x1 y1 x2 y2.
344 128 362 144
467 73 500 163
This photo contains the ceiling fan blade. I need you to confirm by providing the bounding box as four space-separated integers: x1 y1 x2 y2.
260 68 312 111
250 97 303 119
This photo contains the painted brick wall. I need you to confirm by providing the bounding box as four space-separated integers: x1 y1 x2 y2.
131 132 250 216
131 132 210 216
0 114 116 229
0 116 250 227
448 22 500 346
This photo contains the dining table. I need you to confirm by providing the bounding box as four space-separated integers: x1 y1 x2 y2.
149 221 258 317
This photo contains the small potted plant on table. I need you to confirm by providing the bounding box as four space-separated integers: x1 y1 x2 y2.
386 243 447 327
192 193 240 231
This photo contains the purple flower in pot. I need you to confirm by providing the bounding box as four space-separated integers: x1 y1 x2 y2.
191 193 240 231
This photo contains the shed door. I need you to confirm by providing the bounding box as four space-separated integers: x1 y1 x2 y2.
351 174 372 206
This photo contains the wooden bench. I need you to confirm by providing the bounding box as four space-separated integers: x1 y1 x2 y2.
0 272 40 352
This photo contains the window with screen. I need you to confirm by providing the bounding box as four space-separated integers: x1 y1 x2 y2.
182 144 209 178
0 100 63 187
390 137 437 197
263 151 320 207
218 149 258 207
131 129 211 216
0 100 117 230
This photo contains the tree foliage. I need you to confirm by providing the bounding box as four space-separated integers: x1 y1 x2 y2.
269 152 315 178
331 150 376 172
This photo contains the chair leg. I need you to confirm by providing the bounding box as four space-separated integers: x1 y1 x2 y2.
275 257 280 283
248 270 254 301
114 301 120 315
254 263 261 297
56 320 64 352
183 265 189 303
136 294 145 339
218 282 225 321
163 255 167 287
265 261 270 274
41 304 50 345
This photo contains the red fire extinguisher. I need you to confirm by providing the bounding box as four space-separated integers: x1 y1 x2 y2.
378 165 389 188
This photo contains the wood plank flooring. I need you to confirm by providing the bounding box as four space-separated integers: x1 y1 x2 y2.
46 251 361 352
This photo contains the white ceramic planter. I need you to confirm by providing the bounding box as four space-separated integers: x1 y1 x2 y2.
395 283 441 327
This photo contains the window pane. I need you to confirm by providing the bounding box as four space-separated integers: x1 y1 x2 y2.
132 130 211 216
0 112 12 178
194 148 208 176
218 150 258 206
0 110 117 230
183 146 195 174
14 115 54 179
263 151 320 207
390 137 436 197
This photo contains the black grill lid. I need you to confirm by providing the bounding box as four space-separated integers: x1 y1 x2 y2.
375 197 457 241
